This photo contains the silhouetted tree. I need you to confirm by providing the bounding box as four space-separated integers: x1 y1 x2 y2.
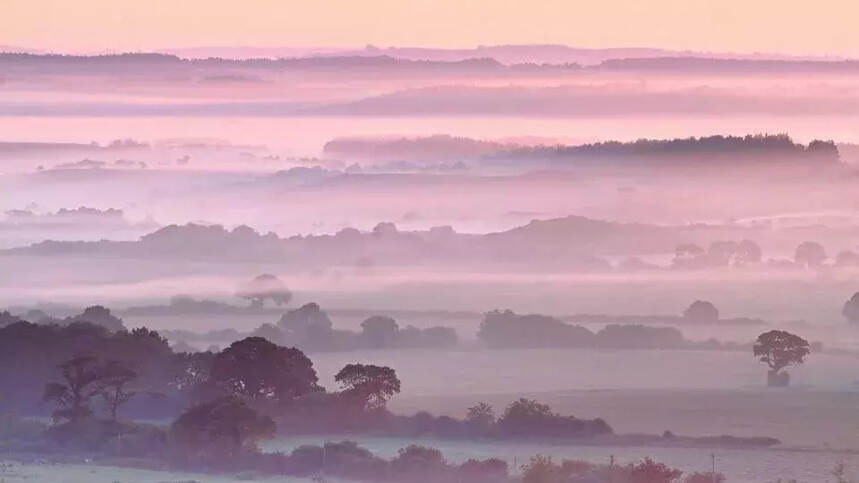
236 274 292 308
682 300 719 323
753 330 810 387
209 337 320 405
335 363 401 410
794 241 827 268
43 354 105 423
98 359 138 421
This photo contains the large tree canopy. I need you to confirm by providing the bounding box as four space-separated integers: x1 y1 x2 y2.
210 337 320 404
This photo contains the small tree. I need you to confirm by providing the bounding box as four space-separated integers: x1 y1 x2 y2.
335 363 401 410
682 300 719 323
236 274 292 308
98 360 138 422
43 354 106 423
753 330 811 387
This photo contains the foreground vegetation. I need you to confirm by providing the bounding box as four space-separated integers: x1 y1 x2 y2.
0 302 806 481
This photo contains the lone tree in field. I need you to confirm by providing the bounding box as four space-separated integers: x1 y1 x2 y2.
43 354 106 423
335 363 401 410
753 330 811 387
236 274 292 308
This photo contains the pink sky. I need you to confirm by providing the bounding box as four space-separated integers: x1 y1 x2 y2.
2 0 859 57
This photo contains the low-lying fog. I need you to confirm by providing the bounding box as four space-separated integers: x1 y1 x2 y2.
6 50 859 483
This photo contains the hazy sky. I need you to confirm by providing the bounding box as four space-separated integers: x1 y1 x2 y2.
2 0 858 57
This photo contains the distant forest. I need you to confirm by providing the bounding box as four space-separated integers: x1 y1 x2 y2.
489 134 840 164
321 133 840 166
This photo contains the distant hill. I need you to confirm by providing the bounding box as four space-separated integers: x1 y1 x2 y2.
599 56 859 73
314 85 859 117
4 214 759 268
0 52 522 74
157 44 843 66
3 51 855 74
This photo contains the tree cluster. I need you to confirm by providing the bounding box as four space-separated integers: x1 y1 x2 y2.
249 303 457 351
